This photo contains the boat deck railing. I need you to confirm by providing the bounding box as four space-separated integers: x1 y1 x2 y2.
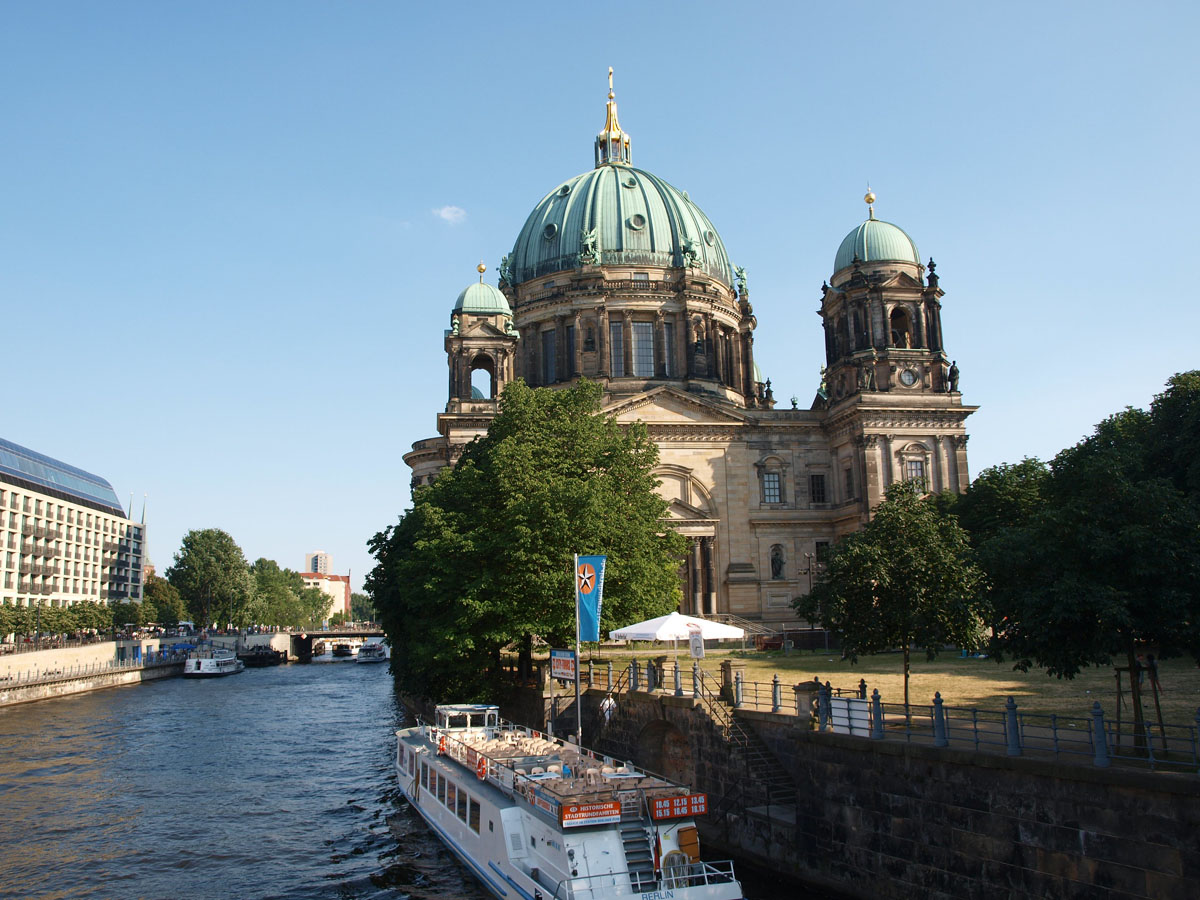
547 858 738 900
419 717 690 813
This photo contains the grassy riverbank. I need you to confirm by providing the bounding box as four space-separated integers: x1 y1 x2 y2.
572 645 1200 725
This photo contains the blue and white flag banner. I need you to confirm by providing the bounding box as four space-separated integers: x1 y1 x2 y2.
575 555 607 642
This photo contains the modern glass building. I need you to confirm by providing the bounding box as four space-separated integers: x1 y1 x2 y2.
0 437 145 609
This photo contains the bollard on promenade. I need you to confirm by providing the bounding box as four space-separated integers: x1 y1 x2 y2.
673 662 683 697
817 682 830 731
1091 702 1110 767
629 660 639 692
692 662 700 700
871 689 884 740
772 673 782 713
933 692 948 747
606 660 613 690
587 659 594 688
733 670 744 708
1005 696 1022 756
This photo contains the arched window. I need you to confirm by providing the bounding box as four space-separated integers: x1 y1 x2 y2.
469 354 495 399
889 308 913 348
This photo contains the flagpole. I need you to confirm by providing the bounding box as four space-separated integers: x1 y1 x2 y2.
574 554 583 745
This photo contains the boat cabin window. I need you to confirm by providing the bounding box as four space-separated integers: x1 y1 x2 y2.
447 783 457 811
421 763 429 789
470 800 481 833
457 791 468 822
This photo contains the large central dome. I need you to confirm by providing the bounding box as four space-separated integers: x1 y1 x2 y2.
508 71 732 288
509 165 732 287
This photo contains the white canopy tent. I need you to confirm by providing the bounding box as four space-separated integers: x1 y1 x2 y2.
609 611 745 641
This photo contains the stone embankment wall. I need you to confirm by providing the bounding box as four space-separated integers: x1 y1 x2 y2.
0 639 160 680
551 688 1199 900
0 660 182 707
749 715 1200 900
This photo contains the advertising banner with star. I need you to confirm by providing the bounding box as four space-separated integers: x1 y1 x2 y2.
575 555 606 642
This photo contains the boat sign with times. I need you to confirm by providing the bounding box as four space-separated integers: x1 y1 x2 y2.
395 704 743 900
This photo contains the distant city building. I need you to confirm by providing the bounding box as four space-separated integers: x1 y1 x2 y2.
0 437 145 608
300 572 351 621
305 551 332 575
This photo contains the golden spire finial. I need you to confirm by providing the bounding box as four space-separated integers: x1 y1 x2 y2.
595 67 631 167
864 186 876 219
477 260 486 282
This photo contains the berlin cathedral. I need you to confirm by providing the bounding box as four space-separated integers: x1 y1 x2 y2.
404 73 976 626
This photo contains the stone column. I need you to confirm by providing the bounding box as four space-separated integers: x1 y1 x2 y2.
714 325 727 385
555 315 568 383
654 310 666 377
952 435 970 493
881 434 895 488
703 536 717 616
573 311 583 378
675 311 687 379
598 307 610 377
932 435 947 494
731 328 745 397
691 539 703 616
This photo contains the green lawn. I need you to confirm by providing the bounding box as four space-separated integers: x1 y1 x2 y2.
577 645 1200 727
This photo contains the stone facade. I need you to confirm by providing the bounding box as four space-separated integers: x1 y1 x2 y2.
403 84 976 626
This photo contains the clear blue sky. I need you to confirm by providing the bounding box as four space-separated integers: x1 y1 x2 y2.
4 2 1197 591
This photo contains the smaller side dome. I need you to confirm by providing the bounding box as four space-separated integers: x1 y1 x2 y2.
454 282 512 316
833 218 920 274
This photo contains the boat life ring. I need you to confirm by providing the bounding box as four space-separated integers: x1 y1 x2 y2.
438 735 447 755
476 755 487 780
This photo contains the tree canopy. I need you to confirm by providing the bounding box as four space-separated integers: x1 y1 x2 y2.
795 480 986 706
250 558 330 628
165 528 253 627
142 573 185 626
367 379 686 702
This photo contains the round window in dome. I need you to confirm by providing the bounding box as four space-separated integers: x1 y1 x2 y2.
627 214 646 231
558 185 571 196
623 176 637 189
704 230 715 246
543 223 558 241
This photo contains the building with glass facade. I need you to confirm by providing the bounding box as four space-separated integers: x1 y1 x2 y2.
0 437 145 609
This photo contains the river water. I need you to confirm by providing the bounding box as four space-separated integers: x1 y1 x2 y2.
0 659 799 900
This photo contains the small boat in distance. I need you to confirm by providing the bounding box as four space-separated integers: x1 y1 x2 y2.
396 704 743 899
237 646 286 667
183 647 245 678
356 642 388 664
331 640 360 658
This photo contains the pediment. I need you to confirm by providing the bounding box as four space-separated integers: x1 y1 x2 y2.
665 497 714 521
878 271 926 290
604 386 750 426
459 320 511 339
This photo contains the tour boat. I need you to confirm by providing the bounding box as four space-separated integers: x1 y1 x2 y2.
395 704 743 900
356 642 388 664
182 647 245 678
332 640 360 658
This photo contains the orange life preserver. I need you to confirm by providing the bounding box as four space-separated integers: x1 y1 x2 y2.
438 735 447 755
476 755 487 780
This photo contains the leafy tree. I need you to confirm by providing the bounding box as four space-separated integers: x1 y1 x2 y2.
985 375 1200 740
109 600 143 629
350 592 375 622
143 573 184 626
795 480 987 708
368 379 686 702
165 529 253 628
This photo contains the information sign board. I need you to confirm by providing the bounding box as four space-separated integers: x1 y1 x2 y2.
561 800 622 827
688 630 705 659
650 793 708 821
550 649 576 680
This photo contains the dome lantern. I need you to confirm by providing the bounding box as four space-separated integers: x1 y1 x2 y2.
594 67 632 168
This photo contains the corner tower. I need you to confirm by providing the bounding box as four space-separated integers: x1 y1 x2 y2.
820 192 975 512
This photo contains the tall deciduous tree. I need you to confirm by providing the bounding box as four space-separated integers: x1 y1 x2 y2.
368 379 686 702
795 480 987 708
143 573 184 626
984 373 1200 740
166 529 253 628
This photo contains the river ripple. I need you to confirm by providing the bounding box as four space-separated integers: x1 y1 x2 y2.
0 661 801 900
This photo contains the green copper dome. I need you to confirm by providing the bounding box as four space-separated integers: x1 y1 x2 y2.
833 217 920 274
454 281 512 316
509 165 732 287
